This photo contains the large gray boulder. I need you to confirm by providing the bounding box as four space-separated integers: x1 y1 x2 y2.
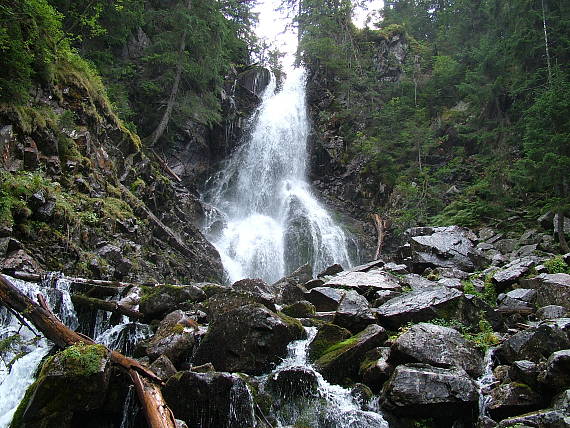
332 290 376 334
140 284 206 319
266 366 319 398
487 382 545 421
520 273 570 309
306 287 346 311
202 289 276 322
271 264 312 304
163 371 254 428
382 363 478 419
539 350 570 392
193 304 305 375
324 269 402 295
492 257 539 288
392 323 484 377
144 310 196 365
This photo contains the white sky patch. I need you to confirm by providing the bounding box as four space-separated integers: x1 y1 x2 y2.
353 0 384 29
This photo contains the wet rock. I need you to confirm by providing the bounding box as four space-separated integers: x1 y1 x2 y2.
492 257 539 288
267 366 319 398
204 289 277 322
399 273 436 290
392 323 484 378
191 362 215 373
384 262 408 275
359 347 393 392
231 278 275 305
537 305 569 320
308 323 352 361
383 363 478 419
149 355 177 380
145 310 196 365
350 383 374 406
375 286 467 329
552 389 570 412
495 318 570 364
272 264 312 304
520 273 570 309
403 226 482 272
497 410 570 428
497 288 536 312
193 304 305 375
306 287 346 311
314 324 387 385
15 344 111 427
281 300 316 318
304 278 325 290
347 259 386 273
318 263 344 278
333 290 377 334
509 360 539 388
163 371 254 428
437 277 462 289
2 249 42 273
487 382 545 420
324 269 402 296
539 350 570 392
372 290 402 307
140 284 206 319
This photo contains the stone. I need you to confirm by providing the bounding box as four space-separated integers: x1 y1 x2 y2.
479 227 498 242
346 259 386 273
520 273 570 310
375 286 465 329
539 350 570 392
163 371 254 428
552 389 570 412
317 263 344 278
437 277 462 289
384 262 408 274
308 323 352 361
437 267 470 280
509 360 539 388
497 288 536 311
537 305 569 320
281 300 316 318
2 249 42 273
149 355 177 380
314 324 387 385
494 239 519 254
372 290 402 307
495 318 570 364
497 410 570 428
267 366 319 398
400 274 436 290
231 278 275 305
359 347 393 392
140 284 206 319
304 278 325 290
333 290 377 334
492 257 539 288
145 310 196 365
383 364 478 419
487 382 545 421
392 323 484 378
324 269 402 295
306 287 346 311
271 264 312 304
193 304 305 375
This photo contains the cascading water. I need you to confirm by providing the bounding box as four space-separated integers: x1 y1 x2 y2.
205 68 352 283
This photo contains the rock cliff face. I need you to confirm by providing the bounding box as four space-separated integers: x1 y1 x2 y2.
0 70 222 283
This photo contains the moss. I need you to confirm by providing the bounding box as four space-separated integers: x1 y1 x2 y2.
171 324 185 334
308 323 352 361
277 312 306 339
315 327 373 367
130 178 146 193
101 197 135 221
49 343 108 377
544 255 570 274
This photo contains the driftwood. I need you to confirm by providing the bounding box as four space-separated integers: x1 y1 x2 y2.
371 214 390 259
71 294 144 320
0 274 176 428
150 149 182 183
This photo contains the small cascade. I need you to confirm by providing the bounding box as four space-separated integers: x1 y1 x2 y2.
259 327 389 427
95 320 151 357
119 385 139 428
205 68 353 283
477 347 497 423
0 275 78 428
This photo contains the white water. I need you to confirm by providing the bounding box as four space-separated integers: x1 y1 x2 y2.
205 68 352 283
477 347 497 421
0 276 78 427
261 327 389 427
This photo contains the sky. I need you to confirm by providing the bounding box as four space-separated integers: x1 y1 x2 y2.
253 0 384 69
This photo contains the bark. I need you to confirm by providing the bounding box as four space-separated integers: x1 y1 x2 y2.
71 294 144 320
150 149 182 183
371 214 389 259
0 274 176 428
147 0 192 146
541 0 552 85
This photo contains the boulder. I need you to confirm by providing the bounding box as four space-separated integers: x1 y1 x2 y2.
281 300 316 318
308 323 352 361
497 288 536 312
140 284 206 319
271 263 312 304
14 344 111 427
202 289 276 322
372 290 402 307
403 226 482 272
149 355 177 380
392 323 484 378
537 305 569 320
509 360 540 389
497 410 570 428
437 277 462 289
487 382 545 421
399 274 436 290
539 350 570 392
193 304 305 375
306 287 346 312
382 363 478 419
314 324 387 385
384 262 409 275
495 318 570 364
266 366 319 398
492 257 539 288
163 371 254 428
333 290 377 334
520 273 570 310
359 347 393 392
231 278 275 305
375 286 468 329
324 269 402 295
145 310 196 365
317 263 344 278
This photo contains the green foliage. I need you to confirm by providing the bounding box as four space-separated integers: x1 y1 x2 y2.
47 343 107 376
544 256 570 274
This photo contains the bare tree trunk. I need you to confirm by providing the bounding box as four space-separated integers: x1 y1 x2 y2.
0 275 176 428
148 0 192 146
71 294 144 320
371 214 389 259
557 210 570 253
541 0 552 85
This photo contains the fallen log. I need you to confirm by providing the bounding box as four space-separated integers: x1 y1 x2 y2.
71 294 144 320
371 214 390 259
0 274 176 428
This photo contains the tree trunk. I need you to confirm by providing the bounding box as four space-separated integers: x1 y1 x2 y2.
371 214 389 259
557 210 570 253
71 294 144 320
541 0 552 85
0 275 176 428
147 0 192 146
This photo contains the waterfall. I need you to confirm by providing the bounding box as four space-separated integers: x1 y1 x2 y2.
205 68 352 283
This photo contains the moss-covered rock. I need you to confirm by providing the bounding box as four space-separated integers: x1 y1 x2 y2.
281 300 316 318
307 323 352 362
139 284 206 319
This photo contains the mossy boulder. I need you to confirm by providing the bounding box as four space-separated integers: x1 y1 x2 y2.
202 289 277 323
281 300 316 318
308 323 352 362
314 324 387 385
139 284 206 319
144 310 196 366
193 304 306 375
12 343 111 428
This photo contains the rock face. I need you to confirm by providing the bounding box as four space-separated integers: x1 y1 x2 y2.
400 226 482 272
383 364 478 419
314 324 387 384
193 304 305 375
393 323 484 377
163 371 254 428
